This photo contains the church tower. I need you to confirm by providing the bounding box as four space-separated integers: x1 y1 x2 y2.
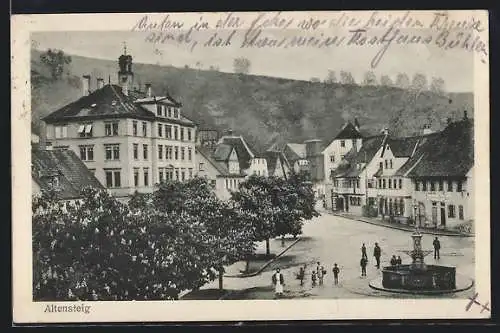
118 43 134 96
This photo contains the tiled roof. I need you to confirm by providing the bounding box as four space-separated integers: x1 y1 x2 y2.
394 132 441 176
284 143 307 162
333 122 364 140
219 136 255 170
264 150 290 176
43 84 156 123
32 149 104 200
406 119 473 178
196 146 231 176
213 144 233 161
134 93 182 107
385 136 421 158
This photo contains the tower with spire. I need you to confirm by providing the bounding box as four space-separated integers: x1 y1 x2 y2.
118 42 134 96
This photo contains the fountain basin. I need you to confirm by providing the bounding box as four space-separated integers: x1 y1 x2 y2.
381 264 456 290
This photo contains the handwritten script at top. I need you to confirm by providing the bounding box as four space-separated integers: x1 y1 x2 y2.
131 11 488 68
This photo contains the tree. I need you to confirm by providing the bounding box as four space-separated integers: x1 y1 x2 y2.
430 77 446 94
40 49 72 80
362 71 378 86
395 73 410 89
411 72 428 91
380 75 393 87
340 70 356 85
324 70 337 84
233 57 251 74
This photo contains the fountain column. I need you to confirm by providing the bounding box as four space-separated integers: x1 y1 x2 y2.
410 228 427 271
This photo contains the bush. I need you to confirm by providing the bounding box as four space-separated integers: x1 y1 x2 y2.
362 205 378 218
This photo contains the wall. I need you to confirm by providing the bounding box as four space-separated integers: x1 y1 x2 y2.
248 158 268 177
322 138 363 182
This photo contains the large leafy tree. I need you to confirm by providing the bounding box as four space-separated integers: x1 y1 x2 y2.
40 49 72 80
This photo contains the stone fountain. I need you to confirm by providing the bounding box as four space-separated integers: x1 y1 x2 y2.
368 227 473 294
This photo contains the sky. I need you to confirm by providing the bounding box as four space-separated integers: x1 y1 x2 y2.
32 30 474 92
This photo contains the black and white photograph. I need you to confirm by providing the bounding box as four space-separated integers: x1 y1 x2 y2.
12 10 490 322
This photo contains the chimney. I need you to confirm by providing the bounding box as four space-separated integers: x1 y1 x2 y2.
227 129 234 136
82 75 91 96
145 83 152 97
463 110 468 120
354 118 360 131
96 77 104 89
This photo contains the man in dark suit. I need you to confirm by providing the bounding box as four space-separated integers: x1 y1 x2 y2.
433 237 441 259
373 243 382 269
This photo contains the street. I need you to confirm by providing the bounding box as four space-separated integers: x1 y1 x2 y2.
196 210 475 300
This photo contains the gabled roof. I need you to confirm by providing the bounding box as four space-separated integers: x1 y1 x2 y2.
43 84 156 123
284 143 307 162
213 144 233 162
333 122 364 140
196 146 231 176
134 93 182 107
264 150 290 176
218 136 255 170
32 149 104 200
404 119 474 178
384 136 421 158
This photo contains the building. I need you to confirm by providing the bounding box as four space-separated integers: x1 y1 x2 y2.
327 134 385 215
263 150 291 178
32 148 105 201
41 47 196 199
398 116 474 229
195 146 245 200
283 143 310 174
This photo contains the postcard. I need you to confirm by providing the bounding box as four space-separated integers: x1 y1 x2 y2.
12 10 490 323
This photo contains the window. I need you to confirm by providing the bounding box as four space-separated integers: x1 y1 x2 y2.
400 198 405 215
78 124 93 138
188 168 193 179
133 144 138 159
166 145 172 159
158 123 163 137
448 205 456 218
384 160 388 169
166 125 172 139
105 170 121 188
330 155 335 163
79 145 94 161
180 128 185 141
415 181 420 191
174 127 178 140
173 108 179 118
199 162 205 171
388 179 392 188
438 180 443 191
398 179 402 189
167 107 172 118
55 125 68 139
104 144 120 160
134 168 139 187
356 179 360 188
459 205 464 220
422 181 427 191
181 147 185 160
188 148 192 161
174 146 179 160
187 129 192 141
142 122 147 137
157 104 162 116
447 180 453 192
430 181 435 191
379 162 383 170
105 122 119 136
143 168 149 186
383 179 386 189
457 181 463 192
175 169 179 180
143 144 148 160
181 169 185 181
340 140 345 147
389 159 393 169
159 168 164 183
158 145 163 159
133 121 138 136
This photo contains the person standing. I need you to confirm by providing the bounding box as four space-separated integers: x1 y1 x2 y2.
373 243 382 269
361 243 368 260
332 263 340 285
311 270 317 287
317 265 324 285
390 255 398 266
360 257 367 277
298 265 306 286
272 268 285 297
396 256 402 265
433 237 441 260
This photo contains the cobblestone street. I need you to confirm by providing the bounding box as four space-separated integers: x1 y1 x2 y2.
194 209 475 300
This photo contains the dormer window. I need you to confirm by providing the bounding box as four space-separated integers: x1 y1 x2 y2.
340 140 345 147
157 104 163 116
173 108 179 118
78 123 93 138
48 175 60 189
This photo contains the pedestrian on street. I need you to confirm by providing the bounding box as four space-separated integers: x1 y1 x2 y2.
433 237 441 260
332 263 340 285
311 270 317 287
317 266 325 285
373 243 382 269
390 255 398 266
272 268 285 297
361 243 368 260
396 256 402 265
298 265 306 286
360 257 368 277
